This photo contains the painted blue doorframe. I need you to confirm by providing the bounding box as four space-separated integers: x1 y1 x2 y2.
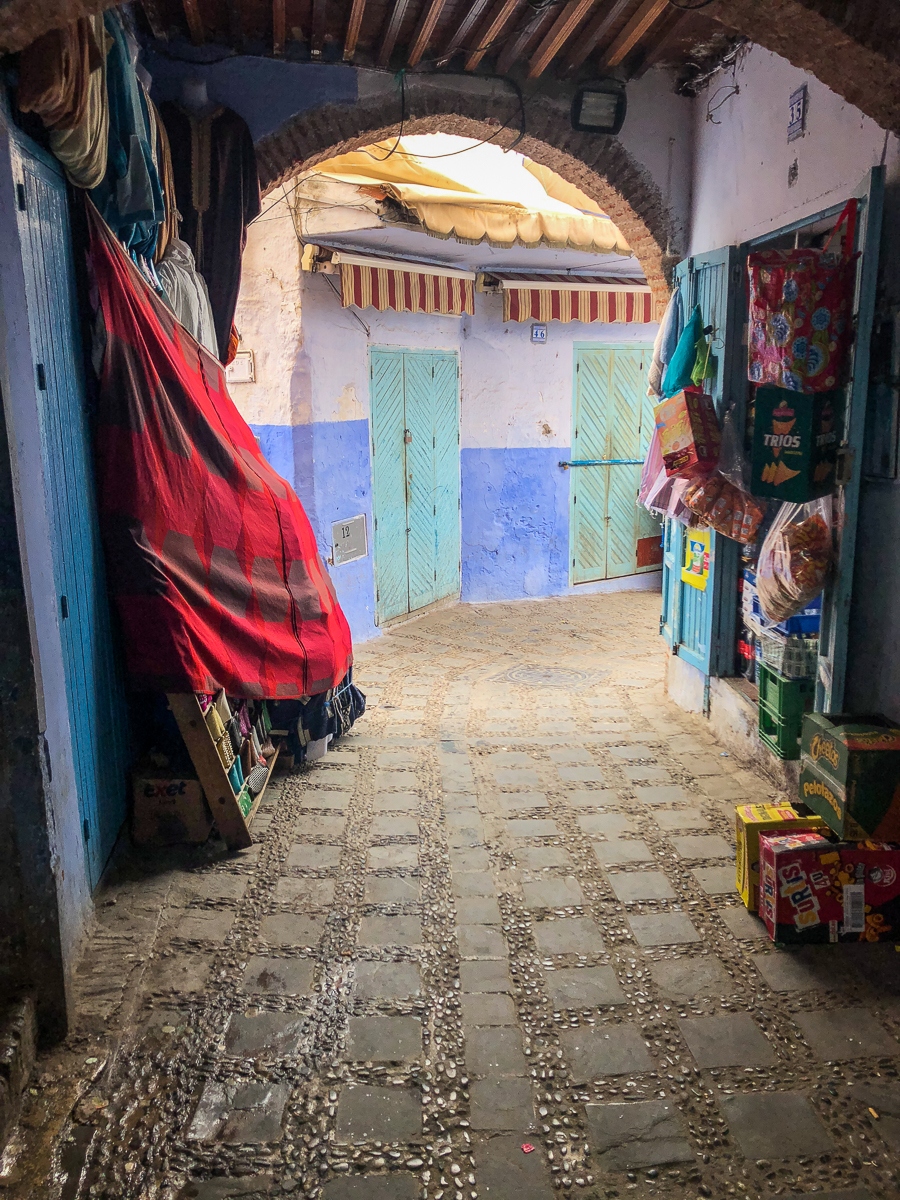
743 169 883 712
660 246 744 682
11 139 130 889
369 347 461 624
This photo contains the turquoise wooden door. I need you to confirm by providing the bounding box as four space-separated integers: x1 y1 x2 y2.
571 346 660 583
13 141 130 888
370 348 460 623
659 246 743 678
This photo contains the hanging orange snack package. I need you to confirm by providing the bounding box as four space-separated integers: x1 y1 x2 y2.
756 499 833 622
682 473 766 545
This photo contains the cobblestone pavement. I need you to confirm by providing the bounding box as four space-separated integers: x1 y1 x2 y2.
5 593 900 1200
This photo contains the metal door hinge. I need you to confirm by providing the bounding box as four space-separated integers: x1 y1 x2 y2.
36 363 46 390
83 818 90 843
836 445 855 486
16 183 26 211
60 595 69 620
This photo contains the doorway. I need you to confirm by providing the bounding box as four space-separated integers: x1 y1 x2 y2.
369 348 461 624
570 345 661 583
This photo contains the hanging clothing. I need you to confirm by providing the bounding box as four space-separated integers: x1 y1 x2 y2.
648 287 683 398
159 101 261 361
17 17 102 131
662 303 703 398
157 238 218 356
90 9 164 259
46 13 111 191
86 200 352 698
153 100 179 264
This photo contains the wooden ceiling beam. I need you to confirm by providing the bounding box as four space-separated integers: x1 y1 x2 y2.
602 0 669 67
377 0 413 68
273 0 285 56
465 0 524 72
182 0 204 44
344 0 367 60
631 10 694 78
408 0 448 66
528 0 597 79
310 0 328 56
562 0 632 73
495 4 550 76
441 0 493 61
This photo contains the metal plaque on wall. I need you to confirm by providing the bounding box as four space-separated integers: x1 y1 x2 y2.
332 514 368 565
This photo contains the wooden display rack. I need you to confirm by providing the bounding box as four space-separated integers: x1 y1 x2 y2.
167 692 281 850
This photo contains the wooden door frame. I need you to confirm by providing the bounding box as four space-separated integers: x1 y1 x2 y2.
569 341 655 586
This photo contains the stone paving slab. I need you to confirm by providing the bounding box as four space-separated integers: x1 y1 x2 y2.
475 1134 554 1198
577 812 636 836
692 865 738 894
335 1084 422 1142
466 1026 526 1075
521 876 585 907
179 1176 276 1198
678 1012 776 1068
272 876 336 907
609 870 676 902
720 1091 833 1158
322 1179 420 1200
650 956 735 1000
545 966 626 1008
628 912 701 946
461 992 517 1026
793 1008 899 1060
358 915 423 947
285 844 342 870
533 916 605 956
560 1024 653 1079
258 913 325 947
345 1016 421 1062
223 1012 307 1058
469 1077 535 1130
241 956 315 996
169 909 235 943
585 1098 693 1169
459 960 512 993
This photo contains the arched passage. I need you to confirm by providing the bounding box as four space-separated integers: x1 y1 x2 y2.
254 77 678 317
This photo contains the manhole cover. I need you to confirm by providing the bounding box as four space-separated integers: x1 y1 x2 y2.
495 664 606 689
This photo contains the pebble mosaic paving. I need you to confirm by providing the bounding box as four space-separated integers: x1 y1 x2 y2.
5 593 900 1200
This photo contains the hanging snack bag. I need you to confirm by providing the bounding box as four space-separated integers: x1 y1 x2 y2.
756 499 832 622
682 473 766 545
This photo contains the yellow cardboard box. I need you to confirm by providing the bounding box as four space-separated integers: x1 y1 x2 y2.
735 803 826 910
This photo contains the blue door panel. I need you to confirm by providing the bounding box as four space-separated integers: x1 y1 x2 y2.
14 142 129 888
370 348 409 622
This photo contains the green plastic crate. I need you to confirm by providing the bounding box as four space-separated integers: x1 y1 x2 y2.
758 663 815 718
759 700 803 760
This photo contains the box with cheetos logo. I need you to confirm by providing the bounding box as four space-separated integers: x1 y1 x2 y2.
800 713 900 840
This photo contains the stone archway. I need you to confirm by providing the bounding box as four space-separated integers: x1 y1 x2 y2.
254 77 677 318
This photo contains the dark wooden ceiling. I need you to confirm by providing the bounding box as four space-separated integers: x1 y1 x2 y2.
138 0 726 84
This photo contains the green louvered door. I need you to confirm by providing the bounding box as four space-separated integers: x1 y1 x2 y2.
370 348 460 624
571 346 659 583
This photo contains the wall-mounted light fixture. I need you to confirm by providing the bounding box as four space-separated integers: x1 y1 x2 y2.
571 81 627 136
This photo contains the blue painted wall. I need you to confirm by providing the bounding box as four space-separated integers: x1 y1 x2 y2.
461 447 571 602
252 418 377 642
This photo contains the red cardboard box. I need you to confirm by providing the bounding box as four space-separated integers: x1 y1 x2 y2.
759 830 900 944
653 389 721 478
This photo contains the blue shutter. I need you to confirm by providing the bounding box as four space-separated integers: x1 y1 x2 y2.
13 142 129 888
369 348 409 623
404 351 439 612
660 247 743 679
571 350 611 583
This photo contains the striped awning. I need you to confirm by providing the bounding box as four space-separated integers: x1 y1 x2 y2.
500 275 653 324
337 252 475 316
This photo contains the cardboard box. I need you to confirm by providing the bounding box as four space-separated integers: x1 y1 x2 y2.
653 389 720 478
799 712 900 840
735 803 826 910
750 386 843 501
760 829 900 943
133 776 212 845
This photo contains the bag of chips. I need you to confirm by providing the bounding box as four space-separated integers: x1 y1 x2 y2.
682 473 766 544
756 499 833 621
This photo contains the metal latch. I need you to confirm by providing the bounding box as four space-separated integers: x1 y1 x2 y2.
835 444 854 486
404 429 412 444
559 458 644 470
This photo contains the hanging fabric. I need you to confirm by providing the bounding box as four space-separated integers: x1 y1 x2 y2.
648 287 683 398
747 201 858 392
86 201 352 698
153 99 179 264
16 17 101 130
157 238 218 356
661 303 703 397
89 9 164 258
159 100 261 361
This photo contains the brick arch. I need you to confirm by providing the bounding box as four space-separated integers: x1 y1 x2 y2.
254 79 677 317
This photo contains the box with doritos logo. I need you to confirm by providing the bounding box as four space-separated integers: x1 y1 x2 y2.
735 803 826 910
759 829 900 944
800 712 900 840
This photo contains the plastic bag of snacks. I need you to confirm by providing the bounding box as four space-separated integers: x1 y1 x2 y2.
756 499 832 622
682 473 766 544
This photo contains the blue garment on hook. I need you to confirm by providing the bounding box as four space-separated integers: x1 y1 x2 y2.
662 302 703 397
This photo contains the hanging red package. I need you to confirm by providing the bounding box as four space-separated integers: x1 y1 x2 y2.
85 200 353 697
747 200 858 393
